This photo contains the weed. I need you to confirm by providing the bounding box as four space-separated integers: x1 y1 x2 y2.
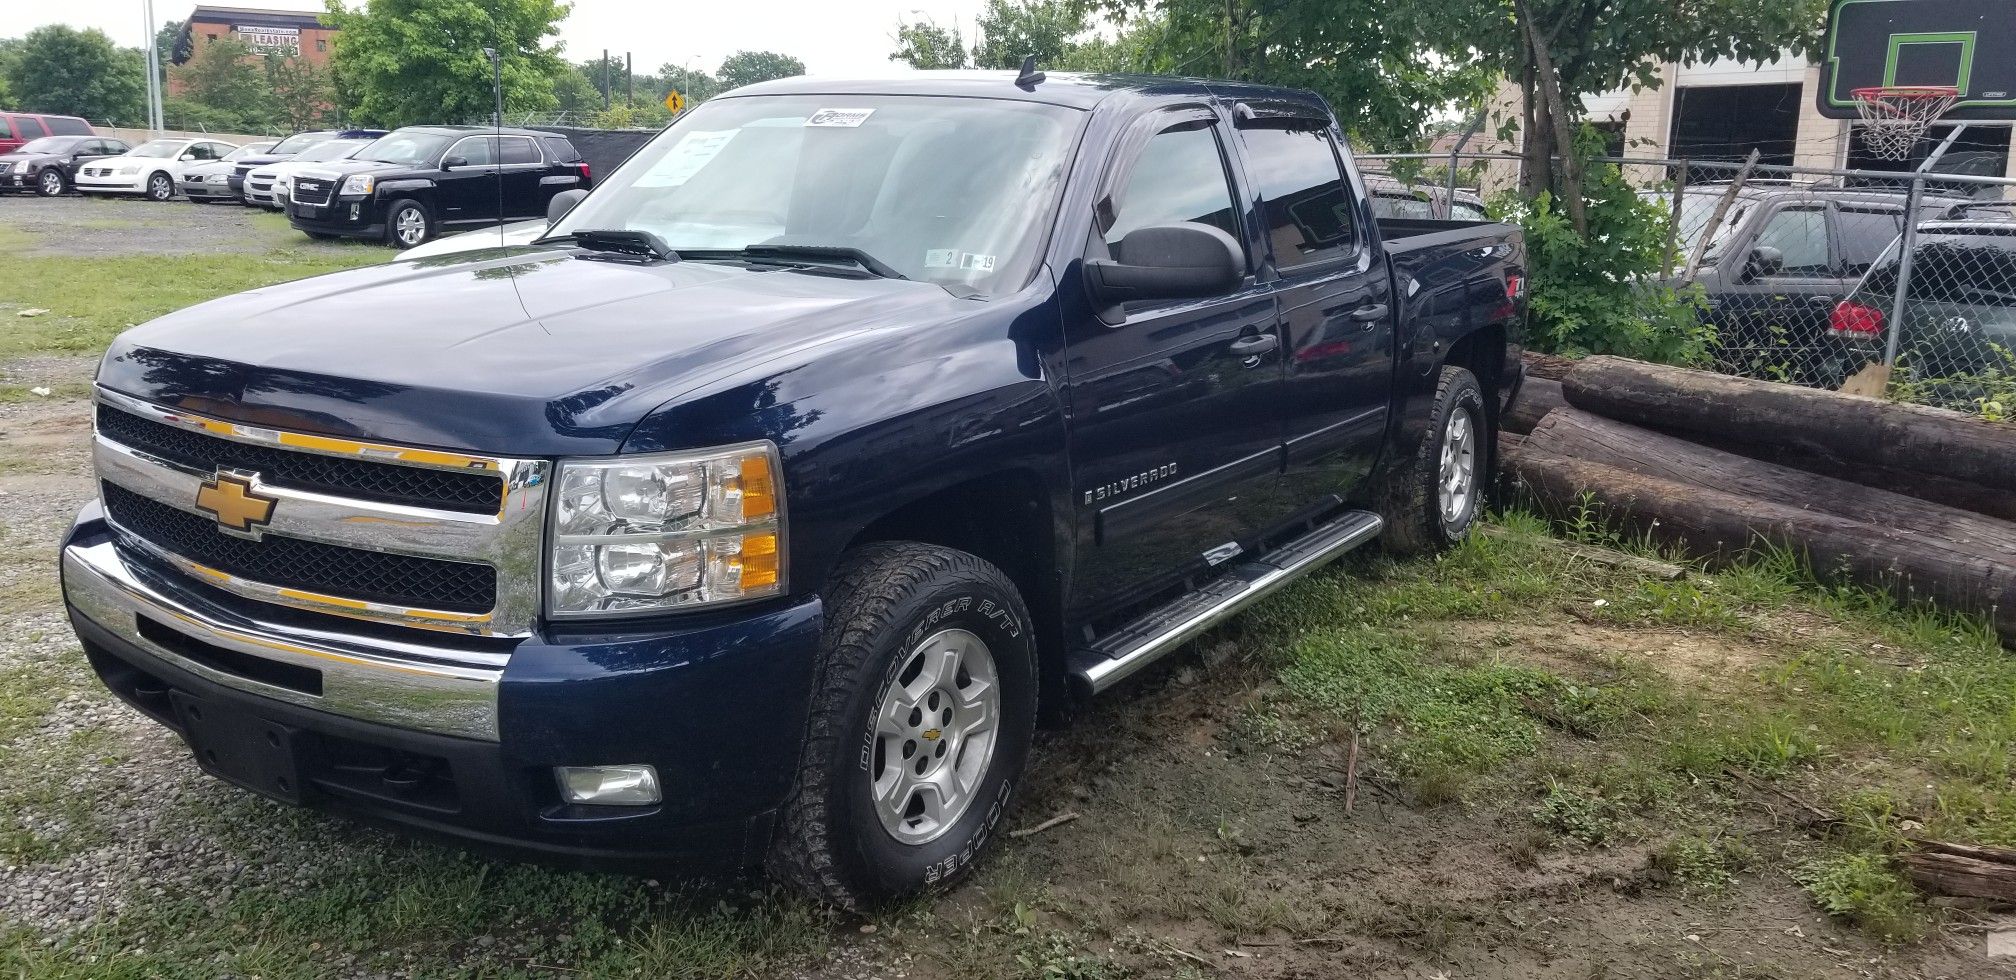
1794 852 1926 943
1655 834 1753 896
1531 780 1626 846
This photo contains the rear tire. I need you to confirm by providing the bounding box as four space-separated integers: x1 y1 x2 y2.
1380 365 1487 555
768 542 1037 910
386 199 433 249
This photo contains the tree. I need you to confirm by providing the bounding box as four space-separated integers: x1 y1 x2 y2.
1096 0 1492 151
324 0 570 128
972 0 1088 70
552 65 602 114
171 37 275 131
715 50 805 91
889 18 969 69
656 64 720 105
1446 0 1826 234
0 26 146 124
267 54 334 130
154 19 185 87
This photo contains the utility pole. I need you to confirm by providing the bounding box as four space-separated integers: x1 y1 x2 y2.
141 0 164 132
625 52 633 105
602 48 611 110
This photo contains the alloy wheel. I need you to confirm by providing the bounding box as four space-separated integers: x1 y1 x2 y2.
394 207 427 246
39 170 62 196
1438 405 1477 526
867 628 1001 845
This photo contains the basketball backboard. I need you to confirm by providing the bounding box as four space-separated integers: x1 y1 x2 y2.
1818 0 2016 120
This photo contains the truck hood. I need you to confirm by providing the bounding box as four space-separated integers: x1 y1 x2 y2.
98 248 969 456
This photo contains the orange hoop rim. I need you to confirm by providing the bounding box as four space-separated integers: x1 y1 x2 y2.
1851 85 1961 100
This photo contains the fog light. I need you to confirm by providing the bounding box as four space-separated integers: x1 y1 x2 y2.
555 764 661 805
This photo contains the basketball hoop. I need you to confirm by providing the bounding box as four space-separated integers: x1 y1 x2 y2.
1851 86 1961 160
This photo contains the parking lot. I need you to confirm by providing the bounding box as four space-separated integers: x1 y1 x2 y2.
4 193 2014 979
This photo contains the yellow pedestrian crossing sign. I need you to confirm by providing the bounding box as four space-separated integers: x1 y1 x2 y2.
664 90 686 115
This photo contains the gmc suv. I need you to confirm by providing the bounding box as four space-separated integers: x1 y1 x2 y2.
286 126 590 247
63 72 1525 907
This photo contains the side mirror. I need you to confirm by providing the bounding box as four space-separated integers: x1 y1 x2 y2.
547 187 588 224
442 155 469 170
1745 245 1785 281
1084 222 1243 309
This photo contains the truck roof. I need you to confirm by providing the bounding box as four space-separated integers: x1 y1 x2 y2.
727 70 1328 113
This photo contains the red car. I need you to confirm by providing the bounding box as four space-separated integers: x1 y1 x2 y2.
0 111 93 154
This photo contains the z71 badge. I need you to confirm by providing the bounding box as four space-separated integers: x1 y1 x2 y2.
1084 463 1177 505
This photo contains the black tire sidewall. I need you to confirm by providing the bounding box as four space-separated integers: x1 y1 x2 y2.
830 573 1036 897
1427 371 1487 545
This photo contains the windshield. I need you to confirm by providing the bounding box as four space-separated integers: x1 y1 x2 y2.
18 136 84 154
272 131 333 154
296 139 366 162
552 95 1083 296
224 143 274 162
129 141 185 159
356 131 451 166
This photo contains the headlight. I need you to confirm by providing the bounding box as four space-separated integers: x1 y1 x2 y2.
340 174 374 196
547 441 784 616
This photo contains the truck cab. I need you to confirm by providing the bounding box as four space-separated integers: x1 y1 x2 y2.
63 72 1523 907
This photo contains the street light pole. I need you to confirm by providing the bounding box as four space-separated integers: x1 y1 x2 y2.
140 0 164 132
484 47 502 128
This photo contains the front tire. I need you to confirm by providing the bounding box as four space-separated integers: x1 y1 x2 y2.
36 168 66 197
1380 365 1488 555
385 199 434 249
145 171 175 202
769 542 1037 910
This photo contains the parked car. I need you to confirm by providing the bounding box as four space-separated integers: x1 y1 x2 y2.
0 135 131 196
63 72 1524 905
75 138 240 201
0 111 91 153
393 218 546 260
1656 182 1970 386
1830 202 2016 391
178 142 277 202
226 129 387 204
1363 172 1489 221
248 136 379 209
287 126 590 247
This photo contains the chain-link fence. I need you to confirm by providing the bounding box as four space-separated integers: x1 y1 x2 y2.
1362 151 2016 418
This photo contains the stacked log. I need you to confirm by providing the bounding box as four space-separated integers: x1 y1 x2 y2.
1503 356 2016 645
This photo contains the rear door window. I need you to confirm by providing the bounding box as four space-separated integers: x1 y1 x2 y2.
498 137 540 165
19 117 48 138
1836 208 1905 275
46 116 89 135
1754 207 1830 275
1237 119 1356 269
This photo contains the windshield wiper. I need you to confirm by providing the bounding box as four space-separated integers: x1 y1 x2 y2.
554 229 680 262
691 245 907 280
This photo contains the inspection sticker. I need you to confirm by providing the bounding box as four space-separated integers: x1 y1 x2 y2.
806 108 875 127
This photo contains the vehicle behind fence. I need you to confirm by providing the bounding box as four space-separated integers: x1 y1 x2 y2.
1362 151 2016 418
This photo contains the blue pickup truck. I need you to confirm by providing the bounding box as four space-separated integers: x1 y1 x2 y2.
61 71 1525 907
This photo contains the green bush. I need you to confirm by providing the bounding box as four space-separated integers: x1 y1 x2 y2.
1491 127 1709 364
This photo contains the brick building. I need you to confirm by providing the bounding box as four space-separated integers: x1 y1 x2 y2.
167 5 338 95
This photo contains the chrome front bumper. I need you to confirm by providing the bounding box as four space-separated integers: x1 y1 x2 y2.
63 534 505 740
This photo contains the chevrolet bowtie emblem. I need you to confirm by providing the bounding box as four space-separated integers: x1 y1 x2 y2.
195 472 277 539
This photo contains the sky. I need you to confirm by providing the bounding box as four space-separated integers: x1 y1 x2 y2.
0 0 996 77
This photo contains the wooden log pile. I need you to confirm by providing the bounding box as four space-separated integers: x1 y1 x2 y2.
1503 355 2016 646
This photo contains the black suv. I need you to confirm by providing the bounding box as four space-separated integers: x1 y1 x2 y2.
0 135 130 196
1659 182 1968 386
286 126 590 248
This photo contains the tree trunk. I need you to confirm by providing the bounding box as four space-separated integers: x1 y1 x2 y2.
1560 356 2016 494
1524 409 2016 557
1513 0 1586 234
1505 438 2016 645
1503 376 1565 435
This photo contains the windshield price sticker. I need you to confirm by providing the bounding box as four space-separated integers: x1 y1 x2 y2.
637 130 737 187
806 108 875 128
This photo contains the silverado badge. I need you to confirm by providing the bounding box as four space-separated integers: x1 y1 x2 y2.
195 472 277 539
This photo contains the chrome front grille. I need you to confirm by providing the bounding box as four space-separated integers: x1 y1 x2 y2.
91 388 549 636
292 177 333 206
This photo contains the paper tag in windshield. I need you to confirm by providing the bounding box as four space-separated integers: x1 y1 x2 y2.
637 130 736 187
806 108 875 128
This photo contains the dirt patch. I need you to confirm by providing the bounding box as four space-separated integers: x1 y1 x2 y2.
1440 617 1777 693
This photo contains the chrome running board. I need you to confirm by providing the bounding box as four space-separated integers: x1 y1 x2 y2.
1068 510 1384 696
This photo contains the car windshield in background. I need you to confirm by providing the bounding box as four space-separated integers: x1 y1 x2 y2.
356 132 451 166
296 140 366 162
552 95 1083 296
272 132 332 154
18 136 85 154
223 144 273 162
128 141 185 159
1670 192 1747 264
